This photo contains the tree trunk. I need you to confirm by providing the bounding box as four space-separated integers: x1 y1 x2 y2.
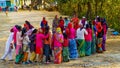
100 0 104 14
77 2 82 17
95 0 98 16
86 2 92 20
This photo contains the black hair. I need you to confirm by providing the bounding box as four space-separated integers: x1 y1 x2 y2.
16 25 22 31
32 29 37 34
21 28 27 37
25 20 33 29
86 24 90 29
60 16 62 19
63 33 68 39
45 26 50 35
97 17 101 22
64 17 68 20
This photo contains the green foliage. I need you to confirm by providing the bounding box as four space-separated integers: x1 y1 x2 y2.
55 0 120 32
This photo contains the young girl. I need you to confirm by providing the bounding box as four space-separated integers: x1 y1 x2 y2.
43 26 52 64
1 28 14 61
36 28 48 63
53 27 63 64
67 22 78 59
15 26 23 64
28 29 37 64
62 32 69 62
85 24 92 56
76 24 88 57
22 28 30 64
96 21 104 53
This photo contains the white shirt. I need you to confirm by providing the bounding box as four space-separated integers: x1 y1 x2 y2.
76 28 88 39
23 35 30 45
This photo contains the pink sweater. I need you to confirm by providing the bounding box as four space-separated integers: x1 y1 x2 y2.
13 26 18 43
68 28 76 39
85 28 92 41
54 33 63 47
36 33 48 48
16 31 23 45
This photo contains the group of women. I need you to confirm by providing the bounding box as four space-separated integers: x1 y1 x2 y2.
0 15 108 65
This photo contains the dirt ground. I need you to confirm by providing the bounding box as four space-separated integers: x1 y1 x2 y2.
0 11 120 68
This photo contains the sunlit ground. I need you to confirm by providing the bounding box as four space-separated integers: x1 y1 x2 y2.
0 11 120 68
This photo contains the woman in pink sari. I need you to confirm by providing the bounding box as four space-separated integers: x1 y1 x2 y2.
53 27 63 64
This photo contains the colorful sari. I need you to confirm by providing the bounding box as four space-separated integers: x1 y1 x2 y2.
102 34 106 51
77 39 85 57
69 39 78 59
85 41 91 56
62 47 69 62
91 35 96 54
54 47 62 64
15 45 24 64
97 38 103 53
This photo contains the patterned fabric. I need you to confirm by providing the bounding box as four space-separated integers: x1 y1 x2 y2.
30 52 36 62
91 35 96 54
22 52 28 62
23 45 29 52
97 38 103 53
62 47 69 62
77 39 85 57
85 41 92 56
54 47 62 64
15 54 24 63
69 39 78 59
102 34 106 51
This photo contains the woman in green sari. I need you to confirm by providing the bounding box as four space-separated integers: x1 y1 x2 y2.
76 24 88 57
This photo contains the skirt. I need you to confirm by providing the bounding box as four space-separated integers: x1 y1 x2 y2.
77 39 85 57
36 47 43 54
91 35 96 54
69 39 78 59
54 47 62 64
97 38 103 53
102 34 107 51
85 41 92 56
23 45 29 52
62 47 69 62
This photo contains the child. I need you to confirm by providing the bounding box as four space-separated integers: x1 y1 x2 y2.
62 33 69 62
53 27 63 64
85 24 92 56
43 26 52 64
1 28 14 61
15 26 23 64
96 21 104 53
64 17 69 28
35 28 48 63
28 29 37 64
22 28 30 64
40 17 48 33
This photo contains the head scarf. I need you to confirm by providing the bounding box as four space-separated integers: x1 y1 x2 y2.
68 23 72 29
56 27 62 34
